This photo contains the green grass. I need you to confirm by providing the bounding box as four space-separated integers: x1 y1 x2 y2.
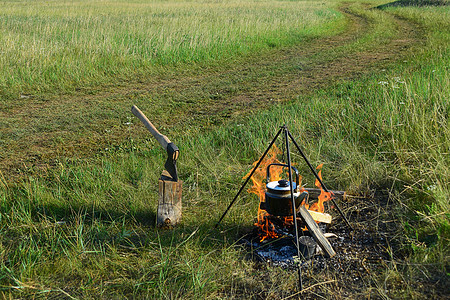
0 0 344 99
0 0 449 298
381 3 449 272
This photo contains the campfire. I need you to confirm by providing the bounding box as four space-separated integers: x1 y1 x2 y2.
216 125 352 290
245 146 334 244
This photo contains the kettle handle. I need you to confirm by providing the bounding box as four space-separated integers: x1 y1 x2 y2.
266 163 300 192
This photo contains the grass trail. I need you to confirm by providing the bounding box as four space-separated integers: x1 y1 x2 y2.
0 1 420 180
0 0 448 298
0 0 343 99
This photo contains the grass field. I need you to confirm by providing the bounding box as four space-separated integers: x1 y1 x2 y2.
0 0 344 99
0 0 449 298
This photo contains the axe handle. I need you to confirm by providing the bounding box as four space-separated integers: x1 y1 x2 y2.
131 105 170 150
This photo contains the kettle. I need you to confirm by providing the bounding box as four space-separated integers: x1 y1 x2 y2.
262 163 308 216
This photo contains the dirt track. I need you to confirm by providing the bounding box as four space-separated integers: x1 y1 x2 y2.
0 3 425 180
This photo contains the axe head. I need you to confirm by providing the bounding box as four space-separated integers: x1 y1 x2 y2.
164 142 179 181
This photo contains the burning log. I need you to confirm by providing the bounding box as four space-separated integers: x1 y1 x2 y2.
304 188 346 200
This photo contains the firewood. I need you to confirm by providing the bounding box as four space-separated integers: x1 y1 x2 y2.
307 210 332 224
298 206 336 258
304 188 346 200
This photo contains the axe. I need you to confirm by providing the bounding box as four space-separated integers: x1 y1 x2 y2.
131 105 179 181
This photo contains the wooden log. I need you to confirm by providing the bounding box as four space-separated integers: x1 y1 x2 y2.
157 175 182 228
304 188 346 200
307 210 332 224
298 206 336 258
296 211 332 224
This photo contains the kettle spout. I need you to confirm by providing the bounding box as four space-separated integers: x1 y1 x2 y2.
296 191 309 207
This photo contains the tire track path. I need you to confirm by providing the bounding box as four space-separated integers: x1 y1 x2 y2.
0 2 425 180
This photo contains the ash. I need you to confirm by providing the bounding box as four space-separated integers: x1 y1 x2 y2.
242 226 324 269
243 237 302 268
242 222 387 272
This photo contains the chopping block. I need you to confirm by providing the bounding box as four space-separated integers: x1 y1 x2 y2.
132 105 182 228
158 170 182 228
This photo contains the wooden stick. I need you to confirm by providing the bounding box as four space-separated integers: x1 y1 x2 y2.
280 280 337 300
298 206 336 258
131 105 171 150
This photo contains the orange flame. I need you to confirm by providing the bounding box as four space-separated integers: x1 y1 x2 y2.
246 147 332 241
244 145 284 241
309 164 333 213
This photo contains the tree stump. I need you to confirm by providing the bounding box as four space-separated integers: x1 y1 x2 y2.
157 172 182 228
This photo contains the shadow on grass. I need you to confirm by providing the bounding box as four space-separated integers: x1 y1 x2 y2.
39 202 157 227
37 201 247 251
1 183 250 253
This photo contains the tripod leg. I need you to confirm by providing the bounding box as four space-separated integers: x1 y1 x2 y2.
288 131 353 230
215 127 283 228
284 126 303 291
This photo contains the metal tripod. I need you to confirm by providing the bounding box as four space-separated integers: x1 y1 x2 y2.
215 125 352 291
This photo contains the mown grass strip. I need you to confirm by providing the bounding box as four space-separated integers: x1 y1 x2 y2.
0 0 344 99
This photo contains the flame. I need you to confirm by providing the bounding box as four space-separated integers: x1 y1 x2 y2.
244 145 284 241
309 164 333 213
245 147 332 241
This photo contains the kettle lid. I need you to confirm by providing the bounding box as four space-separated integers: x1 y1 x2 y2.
266 179 297 192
